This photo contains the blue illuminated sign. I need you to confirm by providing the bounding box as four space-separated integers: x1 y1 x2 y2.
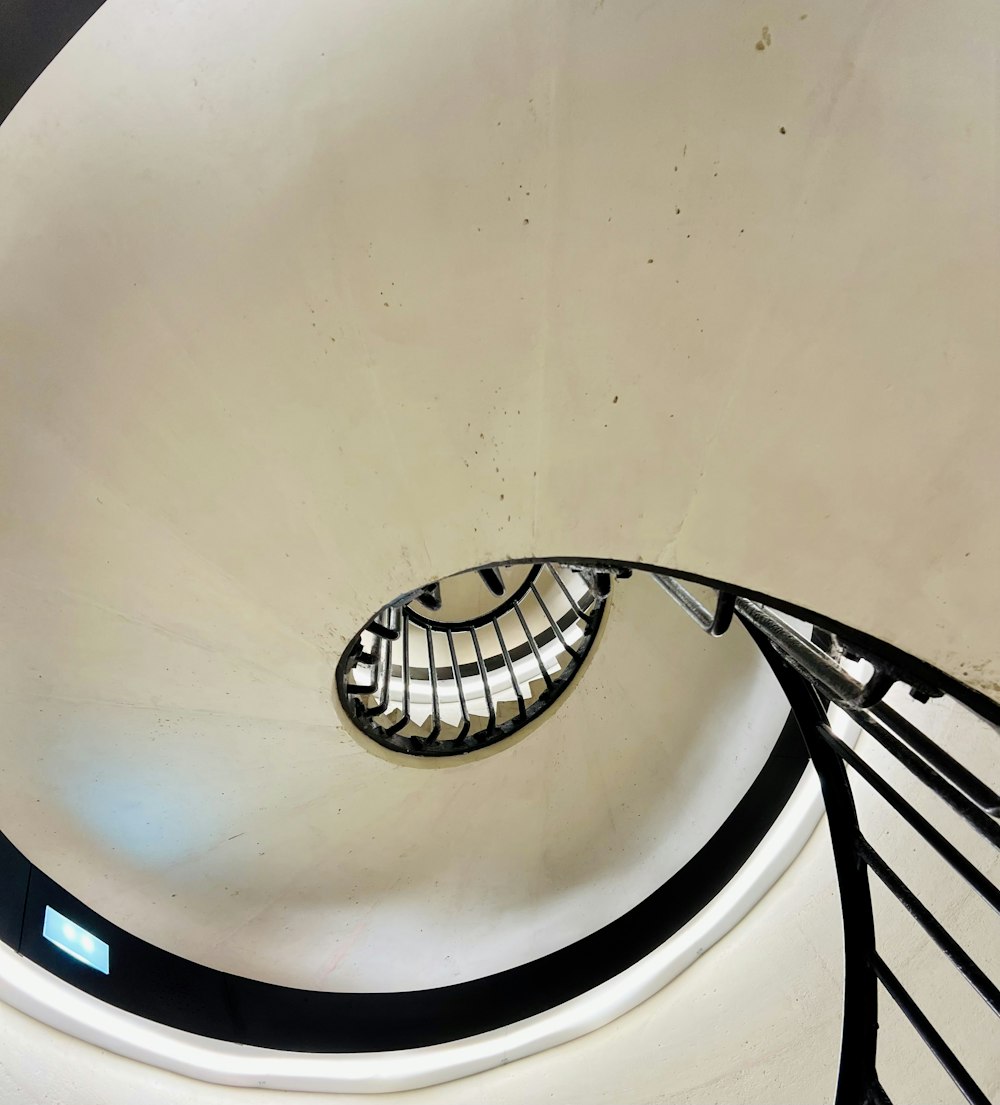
42 906 109 974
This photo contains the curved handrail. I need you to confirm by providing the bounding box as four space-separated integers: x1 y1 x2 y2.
655 573 1000 1105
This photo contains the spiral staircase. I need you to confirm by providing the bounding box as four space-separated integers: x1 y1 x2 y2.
1 2 999 1103
337 562 613 757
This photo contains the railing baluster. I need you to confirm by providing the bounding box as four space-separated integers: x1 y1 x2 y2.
469 626 496 737
846 709 1000 846
386 609 411 736
446 629 471 743
530 581 580 661
741 616 880 1105
861 841 1000 1018
494 617 526 720
425 627 441 742
874 955 991 1105
817 725 1000 915
870 701 1000 817
513 602 553 691
365 607 395 718
547 563 592 624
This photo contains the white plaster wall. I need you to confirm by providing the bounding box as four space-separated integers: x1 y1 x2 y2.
0 825 845 1105
1 689 996 1104
1 0 998 696
1 0 998 1099
0 571 789 989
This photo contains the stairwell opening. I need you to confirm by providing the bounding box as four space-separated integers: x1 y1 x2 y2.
336 561 622 759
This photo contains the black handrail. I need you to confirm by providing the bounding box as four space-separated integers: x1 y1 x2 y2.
406 565 544 631
656 572 1000 1105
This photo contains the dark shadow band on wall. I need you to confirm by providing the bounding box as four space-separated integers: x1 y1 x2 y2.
0 708 806 1052
0 0 110 124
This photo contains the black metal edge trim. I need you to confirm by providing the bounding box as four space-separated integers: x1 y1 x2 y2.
0 0 110 125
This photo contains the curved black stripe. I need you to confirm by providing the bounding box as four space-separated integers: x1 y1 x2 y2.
406 565 544 630
0 704 806 1052
0 0 109 125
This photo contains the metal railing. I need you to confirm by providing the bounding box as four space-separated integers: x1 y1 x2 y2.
654 573 1000 1105
337 563 614 757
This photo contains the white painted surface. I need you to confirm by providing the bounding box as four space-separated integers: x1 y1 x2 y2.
1 0 999 1099
0 692 996 1105
0 763 831 1093
2 0 999 697
0 571 790 990
0 820 846 1105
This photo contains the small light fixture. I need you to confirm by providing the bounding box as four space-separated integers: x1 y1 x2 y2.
42 906 109 974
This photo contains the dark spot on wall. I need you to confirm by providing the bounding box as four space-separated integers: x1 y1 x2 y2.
613 395 619 404
779 126 786 134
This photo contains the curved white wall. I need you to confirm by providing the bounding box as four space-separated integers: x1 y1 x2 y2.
2 0 998 692
0 691 995 1104
0 572 790 990
1 0 999 1099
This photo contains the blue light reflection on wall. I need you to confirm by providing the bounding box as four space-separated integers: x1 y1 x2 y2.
42 906 109 974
